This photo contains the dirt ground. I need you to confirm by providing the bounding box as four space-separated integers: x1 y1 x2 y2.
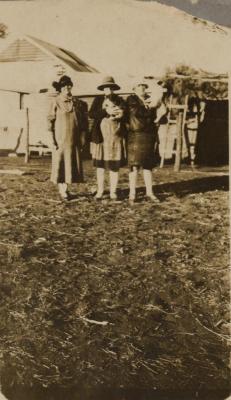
0 156 229 400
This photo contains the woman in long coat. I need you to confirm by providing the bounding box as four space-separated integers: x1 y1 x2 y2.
126 80 159 204
47 75 88 200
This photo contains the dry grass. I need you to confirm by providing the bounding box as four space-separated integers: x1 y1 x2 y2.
0 156 229 400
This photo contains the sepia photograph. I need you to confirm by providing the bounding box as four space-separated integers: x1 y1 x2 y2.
0 1 229 399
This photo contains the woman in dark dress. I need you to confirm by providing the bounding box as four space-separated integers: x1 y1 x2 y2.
126 80 159 204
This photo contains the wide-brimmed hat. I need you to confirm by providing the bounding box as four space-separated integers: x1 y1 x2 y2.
97 76 120 91
52 75 73 92
132 78 149 91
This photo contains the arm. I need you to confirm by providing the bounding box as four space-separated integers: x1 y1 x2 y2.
127 95 154 120
155 102 167 124
47 98 58 149
89 96 107 121
80 100 89 148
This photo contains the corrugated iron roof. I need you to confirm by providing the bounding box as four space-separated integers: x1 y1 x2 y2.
28 35 97 72
0 38 50 62
0 35 98 73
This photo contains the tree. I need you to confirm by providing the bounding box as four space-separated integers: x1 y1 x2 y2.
163 63 228 101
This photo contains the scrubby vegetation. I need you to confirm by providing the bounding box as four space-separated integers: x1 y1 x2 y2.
163 64 228 101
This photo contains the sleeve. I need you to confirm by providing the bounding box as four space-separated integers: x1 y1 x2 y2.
80 100 89 133
75 100 89 147
47 98 57 132
126 95 148 119
100 117 107 133
155 102 167 122
117 96 126 113
89 96 107 121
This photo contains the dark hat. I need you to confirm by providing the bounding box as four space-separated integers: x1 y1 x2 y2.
97 76 120 91
52 75 73 92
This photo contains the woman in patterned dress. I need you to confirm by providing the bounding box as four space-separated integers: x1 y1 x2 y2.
47 75 88 200
97 94 126 200
89 77 126 200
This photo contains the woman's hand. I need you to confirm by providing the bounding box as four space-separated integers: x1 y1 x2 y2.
80 132 86 150
109 108 124 120
47 130 58 151
103 99 123 119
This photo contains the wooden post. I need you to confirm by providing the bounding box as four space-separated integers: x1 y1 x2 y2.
24 107 30 163
159 95 173 168
19 93 24 110
174 111 183 172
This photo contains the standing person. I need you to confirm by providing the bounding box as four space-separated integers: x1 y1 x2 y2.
47 75 88 200
126 79 159 204
89 76 124 199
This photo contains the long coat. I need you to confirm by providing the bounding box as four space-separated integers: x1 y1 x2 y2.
89 94 122 144
47 95 88 184
89 95 107 144
126 94 158 169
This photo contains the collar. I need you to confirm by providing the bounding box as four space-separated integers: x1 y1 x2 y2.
60 93 73 102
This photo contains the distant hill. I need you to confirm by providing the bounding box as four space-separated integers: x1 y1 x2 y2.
154 0 231 28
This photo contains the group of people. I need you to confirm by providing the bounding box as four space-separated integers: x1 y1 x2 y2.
47 74 167 204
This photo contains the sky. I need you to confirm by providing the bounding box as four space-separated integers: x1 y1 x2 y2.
1 0 231 28
143 0 231 27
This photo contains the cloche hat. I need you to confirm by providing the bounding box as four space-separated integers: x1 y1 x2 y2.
52 75 73 92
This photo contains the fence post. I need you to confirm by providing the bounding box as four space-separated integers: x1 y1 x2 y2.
174 111 183 172
24 107 30 163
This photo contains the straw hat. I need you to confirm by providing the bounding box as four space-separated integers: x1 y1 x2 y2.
97 76 120 91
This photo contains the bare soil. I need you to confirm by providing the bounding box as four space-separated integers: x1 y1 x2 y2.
0 156 229 400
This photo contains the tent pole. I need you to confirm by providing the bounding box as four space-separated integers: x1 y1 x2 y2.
25 107 30 163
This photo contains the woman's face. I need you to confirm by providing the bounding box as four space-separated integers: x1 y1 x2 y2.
103 87 113 96
61 85 72 96
135 84 147 98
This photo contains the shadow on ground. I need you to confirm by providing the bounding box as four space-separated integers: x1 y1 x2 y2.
3 386 230 400
118 175 228 201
